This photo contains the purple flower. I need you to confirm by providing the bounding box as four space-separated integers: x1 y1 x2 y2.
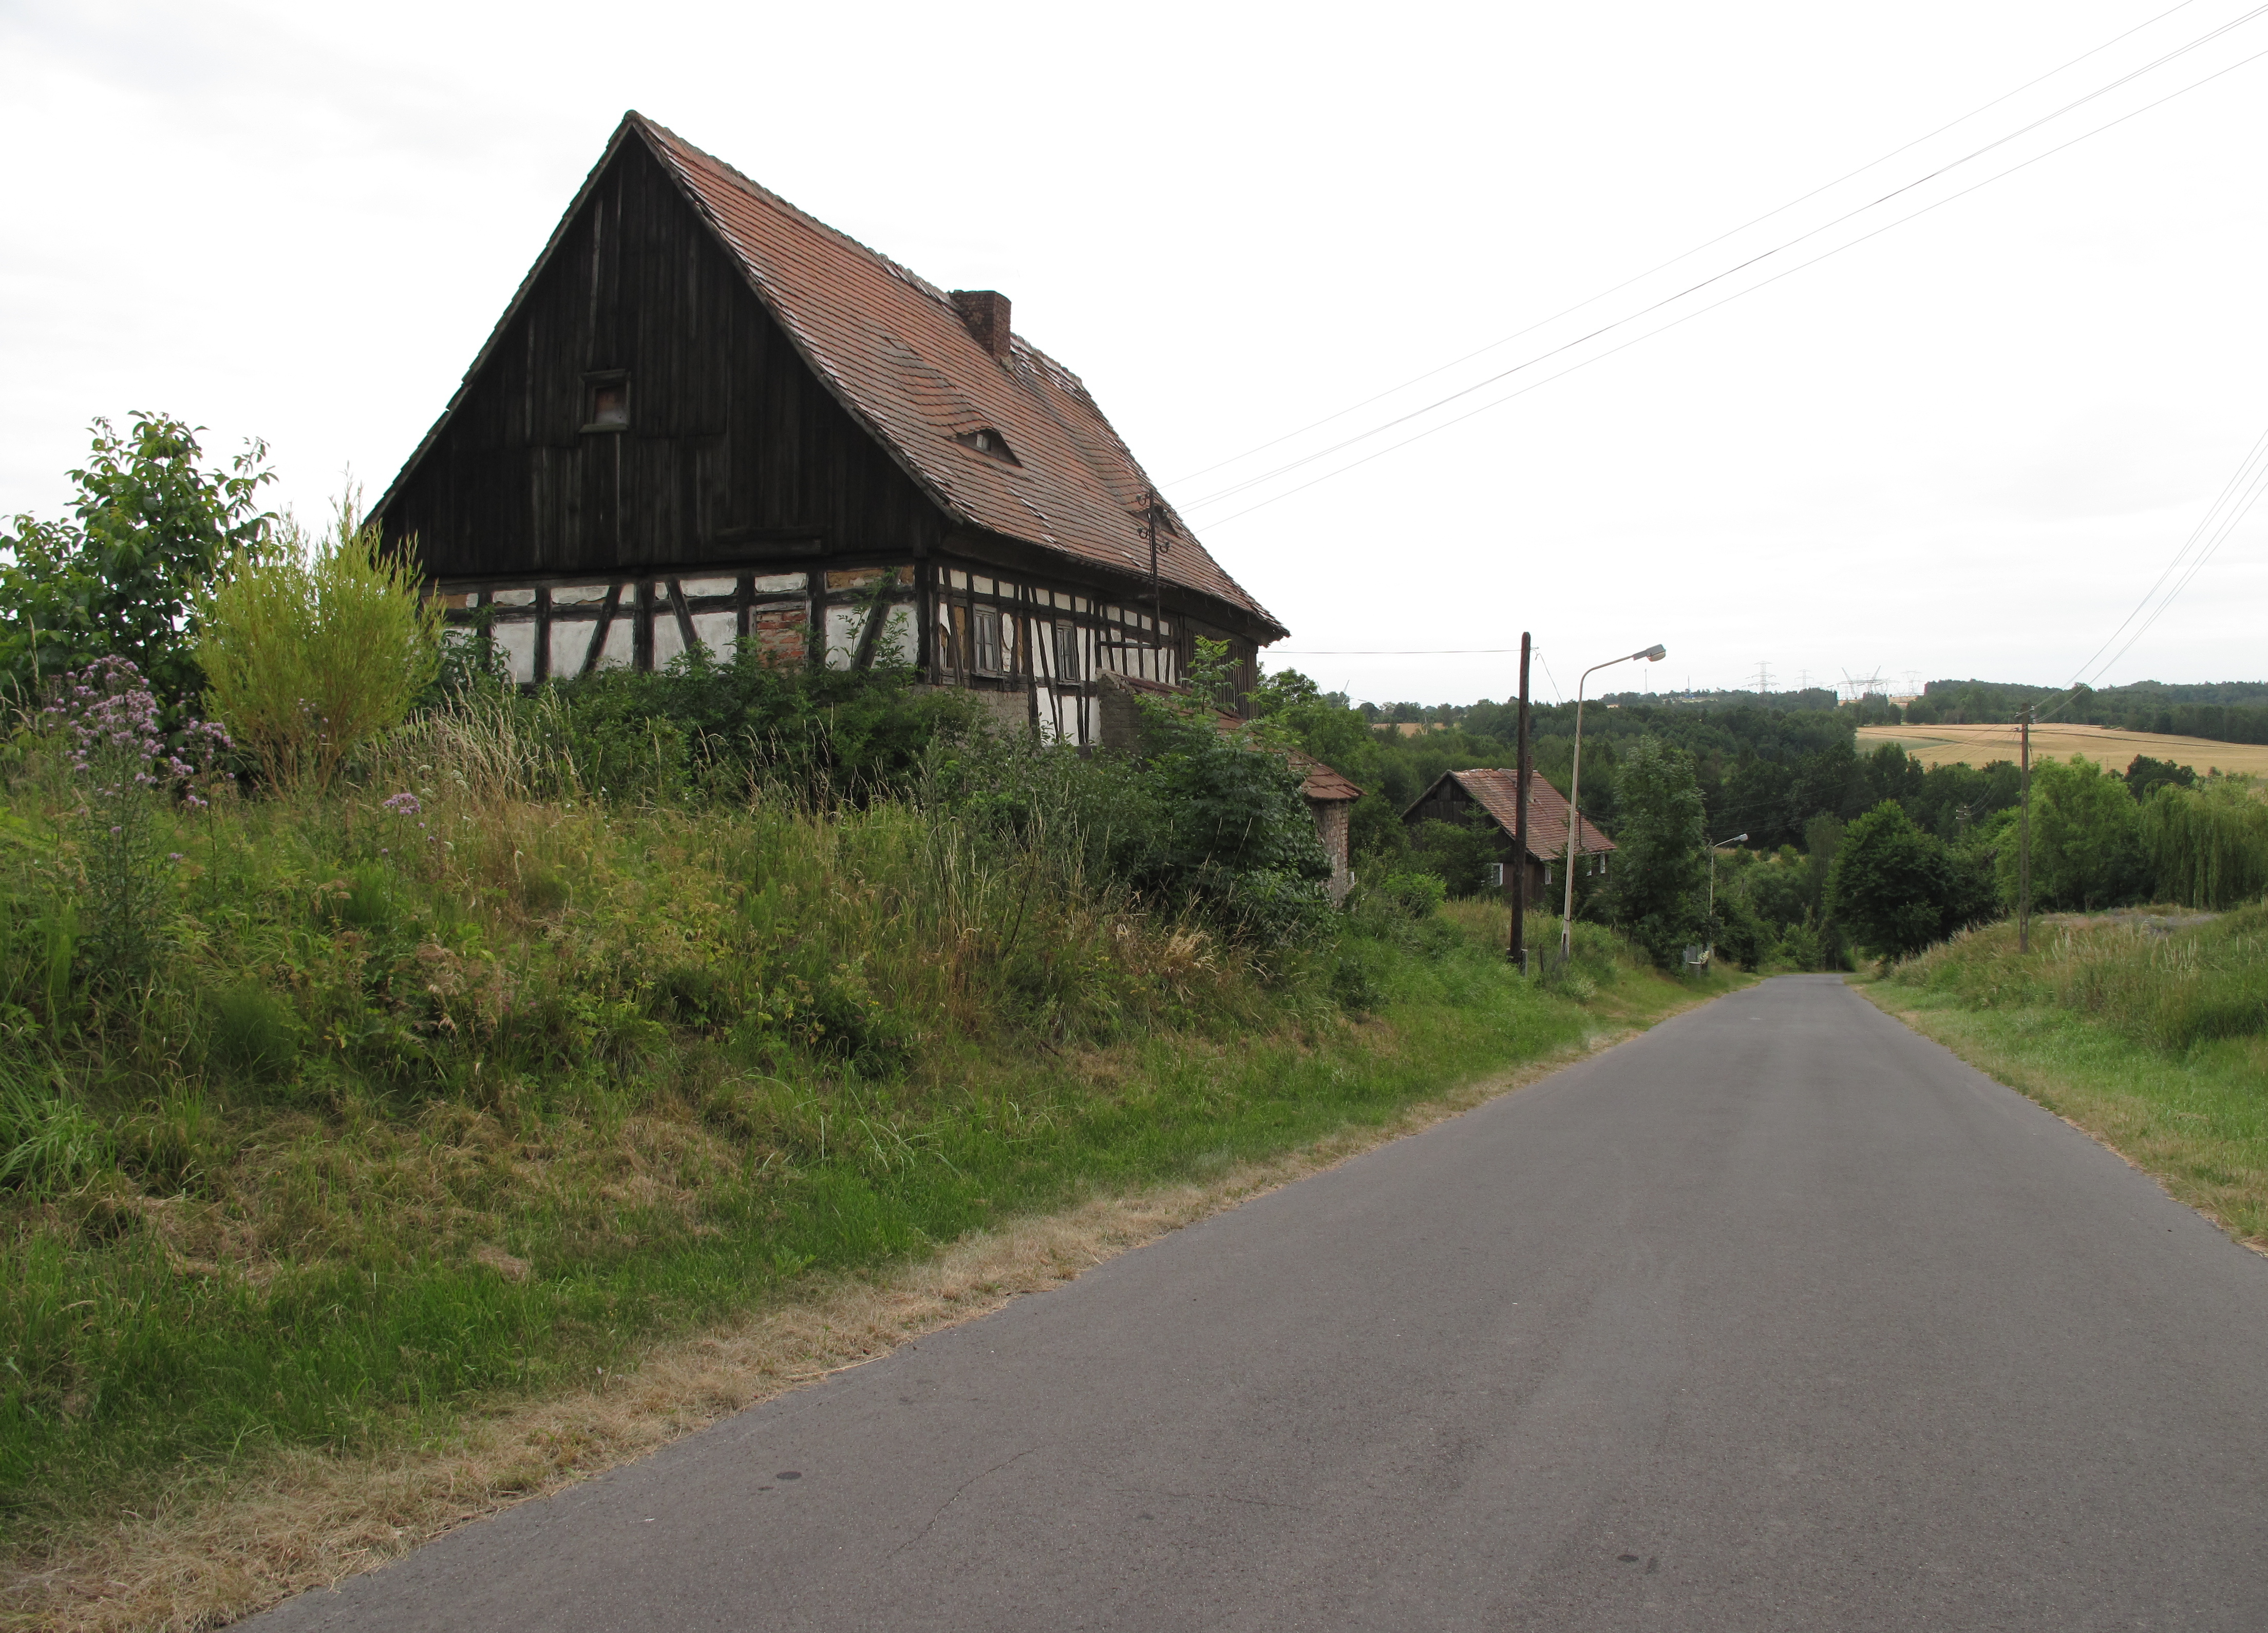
382 792 422 815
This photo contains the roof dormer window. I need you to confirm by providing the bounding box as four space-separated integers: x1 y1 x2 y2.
954 428 1019 465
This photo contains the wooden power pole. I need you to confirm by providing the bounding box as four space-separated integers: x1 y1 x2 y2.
2018 704 2033 954
1511 632 1532 971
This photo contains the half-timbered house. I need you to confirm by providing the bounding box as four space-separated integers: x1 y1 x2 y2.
1403 769 1616 903
372 111 1290 751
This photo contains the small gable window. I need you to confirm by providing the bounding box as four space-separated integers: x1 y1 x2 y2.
954 428 1018 465
583 372 629 432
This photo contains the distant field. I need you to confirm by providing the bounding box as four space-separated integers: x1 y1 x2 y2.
1857 721 2268 777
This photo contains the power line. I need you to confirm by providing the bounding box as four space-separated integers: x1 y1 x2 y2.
1163 0 2210 494
1190 37 2268 530
2058 421 2268 700
1185 6 2267 515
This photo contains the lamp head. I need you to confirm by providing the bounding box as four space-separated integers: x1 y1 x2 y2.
1637 644 1667 662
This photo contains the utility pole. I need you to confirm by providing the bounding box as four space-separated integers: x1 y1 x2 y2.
1511 632 1532 971
1754 659 1771 695
2018 704 2033 953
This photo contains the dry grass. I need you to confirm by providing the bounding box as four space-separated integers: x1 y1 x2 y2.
1857 721 2268 778
1 1011 1690 1633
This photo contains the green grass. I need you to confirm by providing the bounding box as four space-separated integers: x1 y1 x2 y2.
1866 906 2268 1244
0 701 1730 1551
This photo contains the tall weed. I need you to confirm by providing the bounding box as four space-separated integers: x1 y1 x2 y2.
1891 903 2268 1053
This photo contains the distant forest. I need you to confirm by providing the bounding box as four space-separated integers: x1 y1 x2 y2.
1354 676 2268 749
1901 678 2268 743
1258 680 2024 863
1264 673 2263 868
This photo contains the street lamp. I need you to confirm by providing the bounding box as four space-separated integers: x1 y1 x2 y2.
1560 643 1667 960
1707 832 1748 922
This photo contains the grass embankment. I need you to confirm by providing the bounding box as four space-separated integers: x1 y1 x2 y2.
1 705 1731 1625
1865 904 2268 1245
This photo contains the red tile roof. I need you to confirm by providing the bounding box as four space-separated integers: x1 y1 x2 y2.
1287 745 1362 803
1411 769 1616 859
630 116 1284 638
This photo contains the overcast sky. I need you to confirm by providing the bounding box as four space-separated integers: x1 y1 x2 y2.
6 0 2264 705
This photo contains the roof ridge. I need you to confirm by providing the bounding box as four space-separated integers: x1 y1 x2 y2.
630 112 959 309
617 111 1281 635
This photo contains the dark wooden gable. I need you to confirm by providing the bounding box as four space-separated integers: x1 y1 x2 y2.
379 133 949 583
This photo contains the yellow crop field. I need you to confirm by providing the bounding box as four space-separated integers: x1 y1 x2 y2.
1856 721 2268 778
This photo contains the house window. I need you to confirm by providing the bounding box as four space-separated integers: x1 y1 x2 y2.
1052 621 1081 681
584 373 629 432
973 605 1005 673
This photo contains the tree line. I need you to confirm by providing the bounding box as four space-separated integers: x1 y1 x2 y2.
1253 672 2268 971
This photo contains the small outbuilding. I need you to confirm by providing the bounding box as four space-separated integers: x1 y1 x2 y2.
1402 769 1616 903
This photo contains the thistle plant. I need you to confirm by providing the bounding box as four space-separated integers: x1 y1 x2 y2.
43 656 229 985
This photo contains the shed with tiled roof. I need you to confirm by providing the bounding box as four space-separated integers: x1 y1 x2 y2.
1403 768 1616 905
373 111 1284 749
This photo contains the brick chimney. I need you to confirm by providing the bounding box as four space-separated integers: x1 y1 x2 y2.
950 290 1012 358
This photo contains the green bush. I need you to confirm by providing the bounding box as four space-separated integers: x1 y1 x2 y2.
0 412 275 721
195 503 443 792
1406 817 1498 898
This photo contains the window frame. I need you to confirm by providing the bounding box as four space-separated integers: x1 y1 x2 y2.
582 370 630 434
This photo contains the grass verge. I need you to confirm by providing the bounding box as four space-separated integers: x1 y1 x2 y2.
4 916 1732 1633
1859 905 2268 1248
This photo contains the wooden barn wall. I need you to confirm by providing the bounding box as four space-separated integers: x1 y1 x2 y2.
379 136 947 581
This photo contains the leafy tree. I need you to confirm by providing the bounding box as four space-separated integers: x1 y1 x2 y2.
195 506 442 792
1864 740 1926 811
2139 780 2268 909
1827 801 1959 958
1 413 275 715
2124 754 2197 802
1604 735 1708 967
1993 756 2148 912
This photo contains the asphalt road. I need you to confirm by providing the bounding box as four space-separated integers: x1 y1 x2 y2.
252 975 2268 1631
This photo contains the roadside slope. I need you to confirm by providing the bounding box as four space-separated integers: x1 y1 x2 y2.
4 958 1735 1633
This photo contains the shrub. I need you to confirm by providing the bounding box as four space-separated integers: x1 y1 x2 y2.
539 644 981 806
1407 817 1498 898
195 502 442 791
1121 643 1333 946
